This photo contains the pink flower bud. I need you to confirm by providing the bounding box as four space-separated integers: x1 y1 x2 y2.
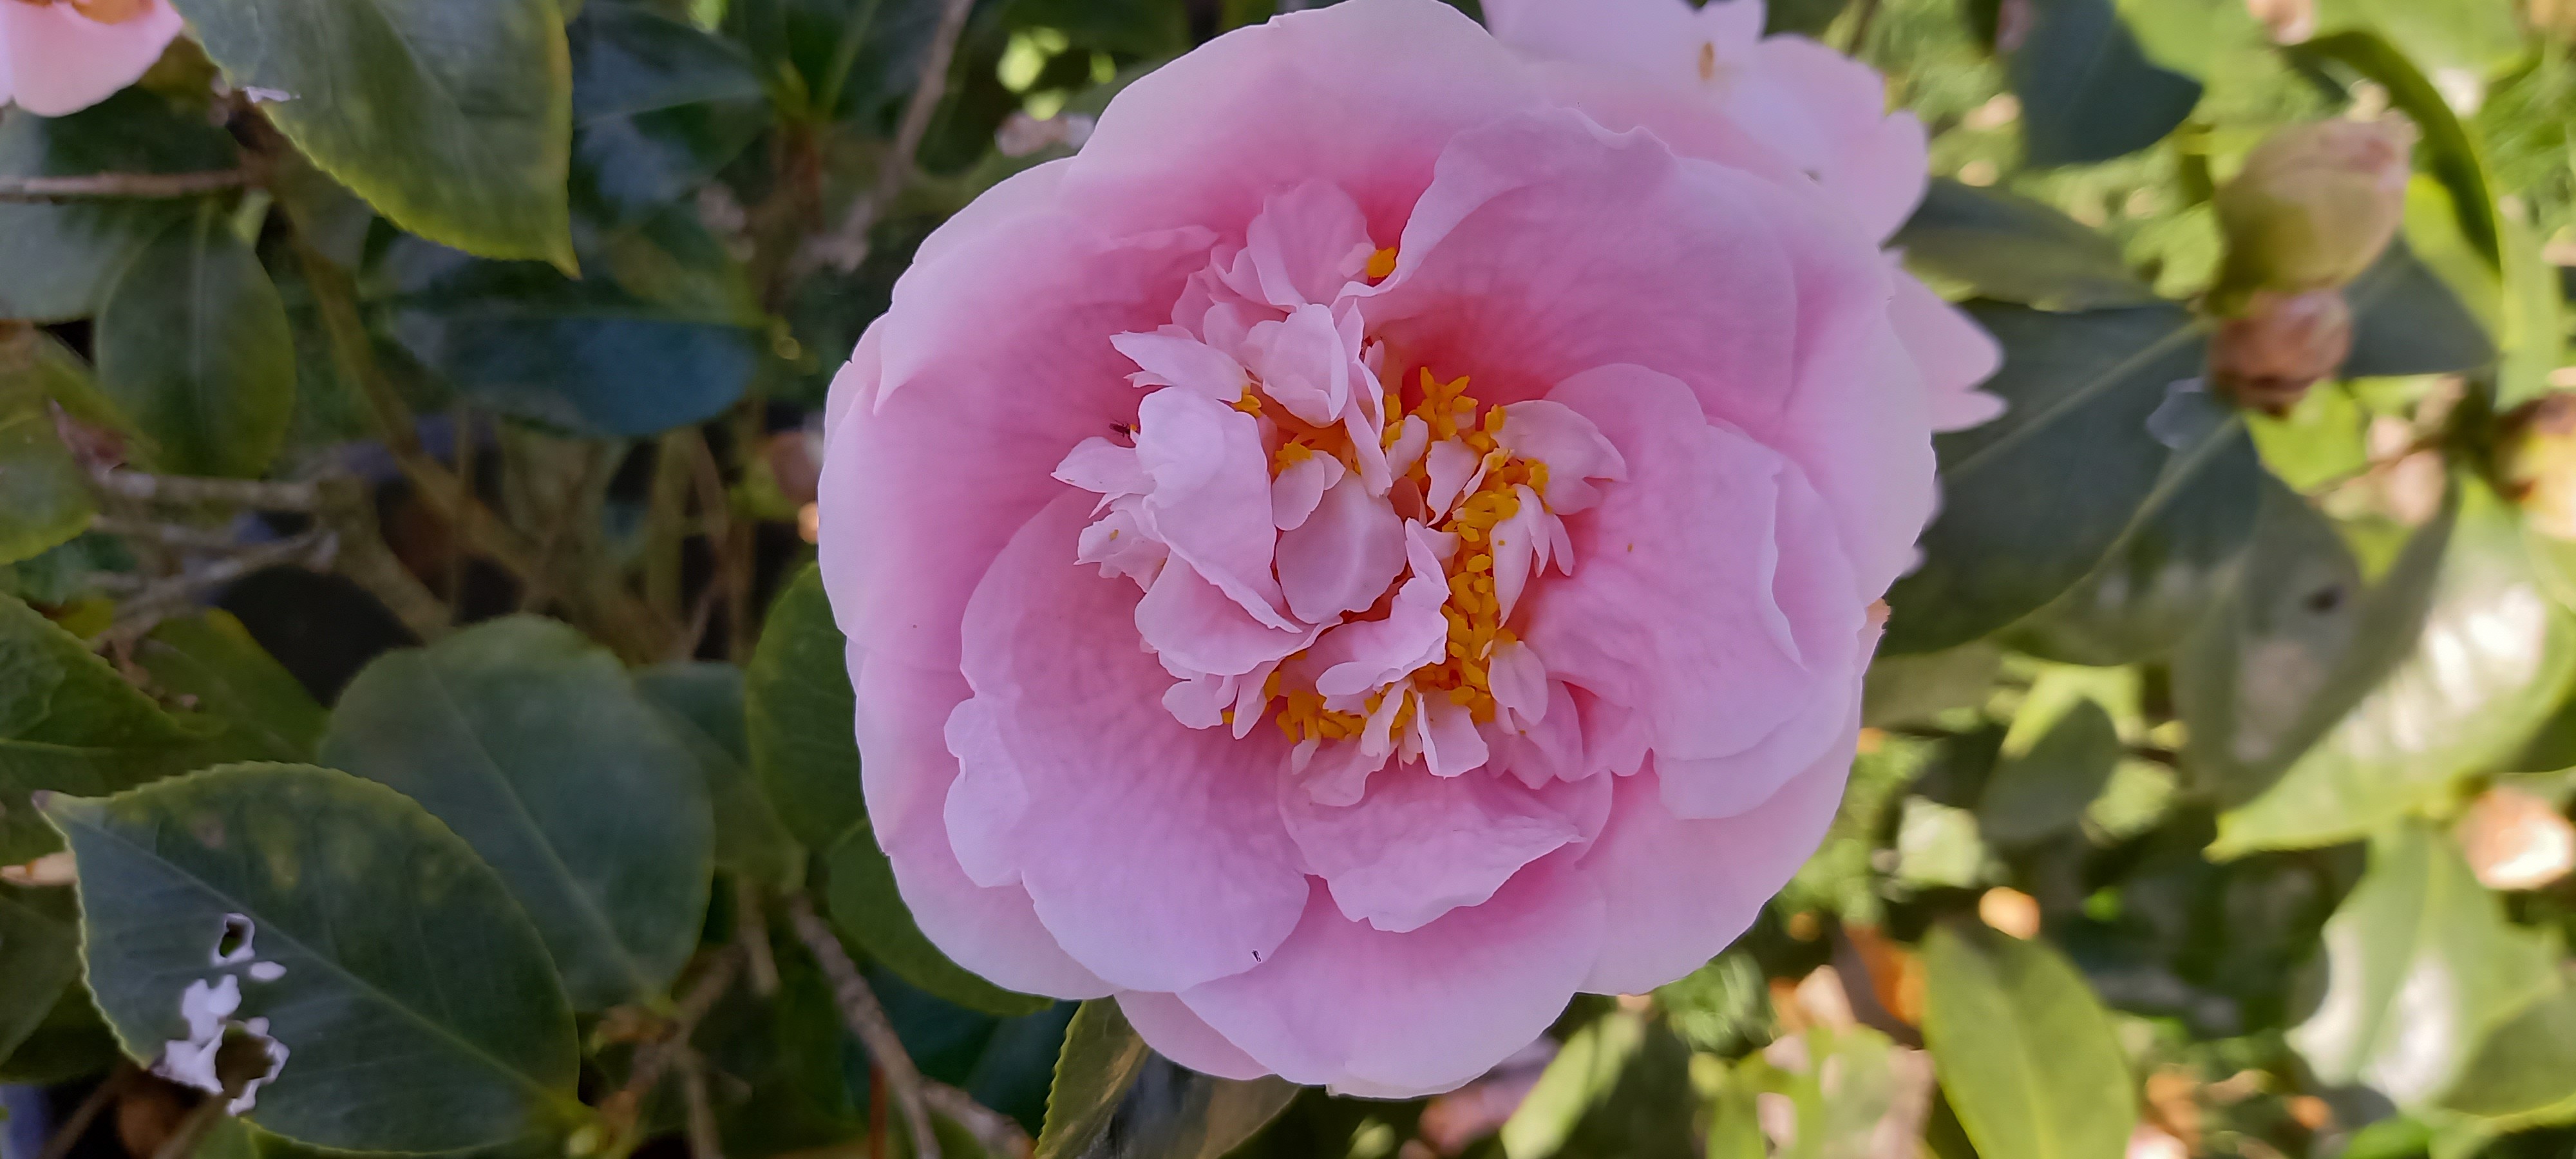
2210 288 2354 413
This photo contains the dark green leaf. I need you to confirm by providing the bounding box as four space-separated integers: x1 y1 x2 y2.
0 887 80 1065
0 979 118 1084
723 0 952 121
167 0 577 269
746 565 865 849
2005 418 2263 666
2342 239 2496 379
824 821 1049 1017
1882 303 2207 654
317 615 714 1009
0 91 234 323
2287 824 2555 1106
2008 0 2204 167
0 335 97 566
569 0 768 227
1893 180 2160 311
1861 643 2003 729
1920 923 2136 1159
1504 1008 1702 1159
0 594 216 863
133 612 328 766
636 662 805 890
2288 32 2498 267
50 764 585 1152
2175 486 2454 810
2438 986 2576 1129
1978 700 2121 845
1034 999 1298 1159
2214 485 2576 854
93 202 296 480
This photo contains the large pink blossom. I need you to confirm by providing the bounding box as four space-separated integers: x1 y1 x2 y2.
0 0 183 117
818 0 1993 1095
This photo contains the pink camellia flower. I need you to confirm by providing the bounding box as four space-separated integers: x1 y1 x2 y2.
818 0 1997 1095
0 0 184 117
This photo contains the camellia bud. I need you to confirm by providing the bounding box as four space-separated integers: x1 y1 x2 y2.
2501 393 2576 541
2457 786 2576 891
2211 118 2417 313
2210 287 2353 413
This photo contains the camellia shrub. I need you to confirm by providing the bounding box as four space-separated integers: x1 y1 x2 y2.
3 0 2576 1157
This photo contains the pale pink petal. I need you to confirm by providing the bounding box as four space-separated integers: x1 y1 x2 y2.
1113 328 1249 399
942 696 1027 887
1312 528 1452 697
1283 768 1602 932
1074 505 1167 587
1418 696 1492 778
1889 263 2006 431
1422 439 1483 523
1137 561 1314 678
1133 387 1296 628
1495 400 1625 513
1052 437 1149 501
1119 992 1268 1080
1277 471 1406 625
1577 733 1853 995
1487 640 1550 730
1732 37 1926 243
1179 854 1604 1095
1242 303 1353 426
911 158 1070 272
1271 453 1345 531
1240 181 1379 308
2 0 181 117
1490 681 1587 790
1479 0 1707 82
956 495 1310 992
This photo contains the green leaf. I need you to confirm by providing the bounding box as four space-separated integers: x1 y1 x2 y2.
318 615 715 1009
1919 923 2136 1159
2289 32 2499 267
48 763 585 1152
567 1 768 227
2437 986 2576 1130
2004 419 2263 666
2496 208 2564 411
2342 239 2497 379
2213 485 2574 855
166 0 577 269
0 593 216 863
0 91 236 323
1034 999 1298 1159
1977 700 2121 845
1862 643 2003 729
2175 485 2454 811
1893 180 2161 311
1721 1024 1933 1159
824 821 1048 1017
93 201 296 480
2007 0 2204 167
0 887 80 1066
0 335 97 566
2287 824 2556 1106
1882 303 2208 654
746 565 865 850
133 612 328 766
635 662 805 890
2311 0 2526 75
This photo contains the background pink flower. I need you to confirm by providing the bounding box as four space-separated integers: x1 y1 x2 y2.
819 0 1982 1095
0 0 183 117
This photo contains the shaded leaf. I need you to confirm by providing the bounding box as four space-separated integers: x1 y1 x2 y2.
1893 180 2160 311
825 821 1050 1017
133 612 328 766
49 763 584 1152
1978 700 2122 845
1862 643 2003 729
2288 824 2555 1106
2342 238 2496 380
1882 303 2208 654
1920 922 2136 1159
746 565 865 850
167 0 576 268
0 335 96 566
0 887 80 1065
0 594 215 863
93 201 296 480
569 0 769 227
635 662 805 890
318 615 714 1009
0 91 234 323
1036 999 1298 1159
2008 0 2204 167
2437 985 2576 1129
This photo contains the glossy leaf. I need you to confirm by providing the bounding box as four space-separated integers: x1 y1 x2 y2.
0 594 216 863
50 764 585 1152
1893 180 2160 311
318 615 714 1009
2341 239 2496 380
1882 303 2208 654
0 887 79 1066
133 612 329 766
1920 923 2136 1159
635 662 805 890
93 201 296 480
2437 986 2576 1129
0 91 234 323
2287 824 2555 1106
2007 0 2204 167
825 822 1050 1017
2214 487 2573 855
569 0 769 227
1035 999 1298 1159
746 565 865 850
1978 700 2121 845
2175 486 2453 810
0 335 96 566
166 0 576 269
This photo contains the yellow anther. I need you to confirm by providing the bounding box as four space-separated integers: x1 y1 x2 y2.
1366 247 1399 280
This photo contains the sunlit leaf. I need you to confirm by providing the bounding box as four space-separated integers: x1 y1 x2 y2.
1034 999 1298 1159
1920 923 2136 1159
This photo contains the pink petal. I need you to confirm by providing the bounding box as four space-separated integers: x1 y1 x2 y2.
1238 181 1378 308
1496 400 1625 513
1134 387 1298 630
956 495 1310 992
942 696 1027 887
1119 992 1268 1080
1137 560 1314 679
1276 471 1406 625
1178 854 1605 1095
1889 262 2007 431
1283 768 1603 933
1311 527 1452 697
1270 453 1344 531
1576 735 1853 995
1732 36 1927 243
2 0 181 117
1052 437 1149 501
1242 303 1354 426
1113 328 1249 399
1417 695 1491 778
1490 680 1588 790
1479 0 1710 81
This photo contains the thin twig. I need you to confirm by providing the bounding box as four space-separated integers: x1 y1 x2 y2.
0 171 249 202
102 530 337 645
616 949 747 1115
794 0 975 278
448 403 477 623
317 477 453 643
90 516 267 553
786 895 940 1159
36 1063 137 1159
91 469 321 512
677 1051 726 1159
923 1082 1032 1159
735 876 781 998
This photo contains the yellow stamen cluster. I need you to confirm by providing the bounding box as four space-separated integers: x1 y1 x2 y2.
1365 246 1400 281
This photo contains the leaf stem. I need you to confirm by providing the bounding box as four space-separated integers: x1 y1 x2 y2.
786 894 942 1159
0 171 251 202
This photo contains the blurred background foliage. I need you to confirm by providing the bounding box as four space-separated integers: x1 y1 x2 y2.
10 0 2576 1157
